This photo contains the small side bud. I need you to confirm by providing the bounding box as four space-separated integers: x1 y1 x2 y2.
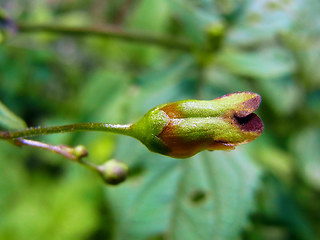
61 144 88 161
73 145 88 159
97 159 129 185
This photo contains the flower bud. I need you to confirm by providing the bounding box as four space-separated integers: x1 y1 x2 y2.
132 92 264 158
73 145 88 159
97 159 129 185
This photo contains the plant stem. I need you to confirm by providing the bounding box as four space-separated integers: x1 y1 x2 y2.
0 122 134 139
17 23 193 51
13 138 82 160
12 138 102 174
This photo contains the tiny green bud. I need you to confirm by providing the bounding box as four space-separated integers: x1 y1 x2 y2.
73 145 88 159
207 22 225 37
97 159 129 185
132 92 264 158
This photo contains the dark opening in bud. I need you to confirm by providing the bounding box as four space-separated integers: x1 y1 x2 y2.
234 113 264 133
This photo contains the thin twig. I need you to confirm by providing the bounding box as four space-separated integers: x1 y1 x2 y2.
17 23 193 51
12 138 101 171
13 138 87 160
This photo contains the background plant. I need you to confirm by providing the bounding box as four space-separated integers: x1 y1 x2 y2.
0 0 319 240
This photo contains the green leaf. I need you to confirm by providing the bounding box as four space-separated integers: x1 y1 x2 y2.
134 55 195 113
77 69 130 122
168 0 221 45
0 143 101 240
215 48 295 79
105 155 181 240
290 128 320 190
228 0 302 46
168 151 261 240
205 65 252 93
129 0 169 33
106 144 261 240
0 101 27 130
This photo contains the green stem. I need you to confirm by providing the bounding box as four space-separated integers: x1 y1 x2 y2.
0 122 134 139
17 23 193 51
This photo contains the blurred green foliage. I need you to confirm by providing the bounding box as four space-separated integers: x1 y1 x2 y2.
0 0 319 239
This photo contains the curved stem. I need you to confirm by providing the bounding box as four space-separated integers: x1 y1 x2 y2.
13 138 86 160
0 122 134 139
17 23 193 51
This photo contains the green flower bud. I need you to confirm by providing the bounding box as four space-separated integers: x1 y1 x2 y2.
132 92 264 158
73 145 88 159
97 159 129 185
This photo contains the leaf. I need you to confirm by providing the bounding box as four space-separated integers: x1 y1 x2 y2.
256 76 302 115
105 154 182 240
106 143 261 240
168 151 261 240
126 0 171 65
290 128 320 190
205 65 252 93
215 48 295 79
168 0 221 45
134 55 195 113
0 101 27 130
0 143 101 240
281 0 320 89
129 0 169 33
228 0 303 46
77 69 130 121
253 141 294 183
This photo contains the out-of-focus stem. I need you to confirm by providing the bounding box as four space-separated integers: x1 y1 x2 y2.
17 23 193 51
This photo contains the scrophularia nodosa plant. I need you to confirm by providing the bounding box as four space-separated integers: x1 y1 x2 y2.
0 91 264 184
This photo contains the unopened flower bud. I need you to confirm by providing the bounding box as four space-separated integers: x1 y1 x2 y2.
132 92 264 158
97 159 129 185
73 145 88 159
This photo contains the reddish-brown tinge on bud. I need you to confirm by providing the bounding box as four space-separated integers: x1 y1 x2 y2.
158 121 211 158
160 103 184 119
234 94 261 118
158 104 205 157
234 113 264 133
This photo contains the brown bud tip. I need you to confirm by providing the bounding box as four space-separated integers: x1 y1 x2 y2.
233 92 262 118
229 92 264 135
234 113 264 133
97 159 129 185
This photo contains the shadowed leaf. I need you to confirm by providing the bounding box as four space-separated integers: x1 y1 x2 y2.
0 101 27 130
